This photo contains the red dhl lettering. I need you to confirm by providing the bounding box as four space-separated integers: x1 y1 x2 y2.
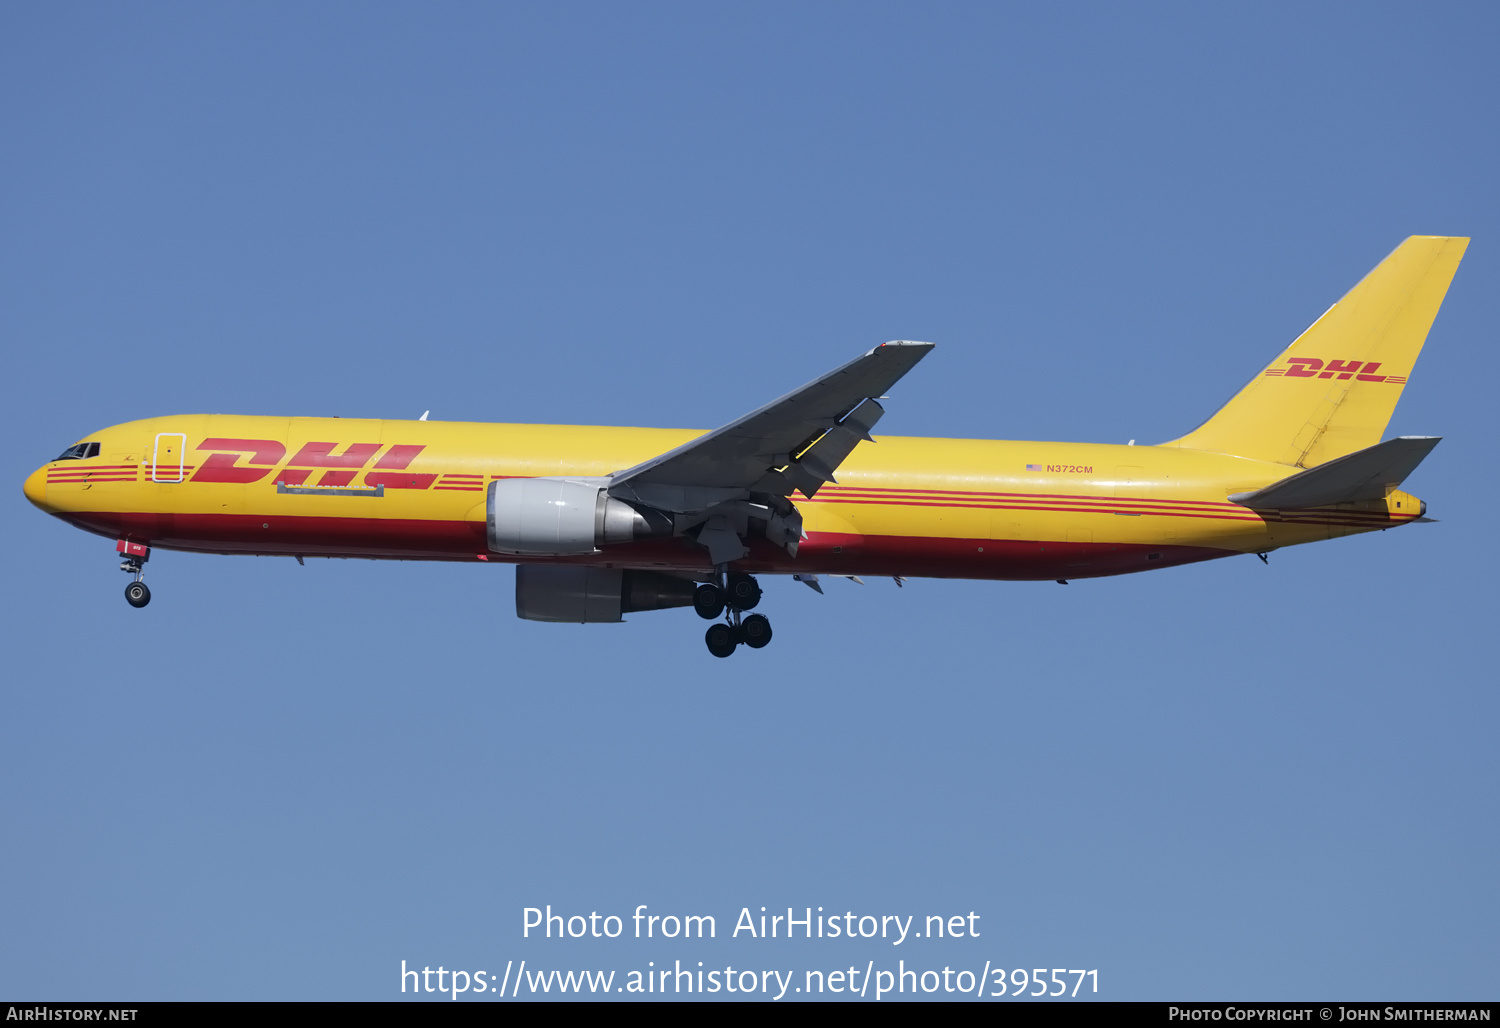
191 438 287 483
1268 359 1394 382
280 442 384 486
189 441 436 488
365 444 437 489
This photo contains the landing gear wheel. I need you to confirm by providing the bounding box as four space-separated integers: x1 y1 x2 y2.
726 573 761 611
741 613 772 649
705 622 738 658
124 581 151 608
694 583 725 620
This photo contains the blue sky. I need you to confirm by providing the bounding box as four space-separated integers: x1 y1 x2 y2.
2 1 1496 1001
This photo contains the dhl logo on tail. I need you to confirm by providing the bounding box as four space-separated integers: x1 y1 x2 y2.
1262 359 1406 383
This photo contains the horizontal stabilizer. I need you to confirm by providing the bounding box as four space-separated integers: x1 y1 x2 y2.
1229 436 1440 509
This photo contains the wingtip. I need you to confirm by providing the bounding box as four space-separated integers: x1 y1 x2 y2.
868 340 936 357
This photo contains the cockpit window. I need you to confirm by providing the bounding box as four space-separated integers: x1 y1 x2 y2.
53 442 101 461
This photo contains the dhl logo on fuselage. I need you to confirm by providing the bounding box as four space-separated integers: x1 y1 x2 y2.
1262 359 1407 384
189 438 446 490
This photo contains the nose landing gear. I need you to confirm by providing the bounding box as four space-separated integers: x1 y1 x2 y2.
117 539 151 608
700 572 773 657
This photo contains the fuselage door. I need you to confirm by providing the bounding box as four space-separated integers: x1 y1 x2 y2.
152 433 186 483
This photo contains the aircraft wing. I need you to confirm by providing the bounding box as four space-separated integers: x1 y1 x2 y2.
608 341 933 509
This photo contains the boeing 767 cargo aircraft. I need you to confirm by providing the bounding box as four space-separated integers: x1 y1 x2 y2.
24 236 1467 656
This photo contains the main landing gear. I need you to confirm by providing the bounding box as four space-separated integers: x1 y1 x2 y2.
696 572 772 657
117 539 151 608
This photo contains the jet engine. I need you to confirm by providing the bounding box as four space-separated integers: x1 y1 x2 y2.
487 478 671 556
515 565 698 623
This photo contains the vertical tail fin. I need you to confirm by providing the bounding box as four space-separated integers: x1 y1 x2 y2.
1165 236 1468 467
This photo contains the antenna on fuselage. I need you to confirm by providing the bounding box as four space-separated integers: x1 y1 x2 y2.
419 411 429 421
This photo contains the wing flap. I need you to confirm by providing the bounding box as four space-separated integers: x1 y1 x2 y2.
610 341 932 499
760 397 886 498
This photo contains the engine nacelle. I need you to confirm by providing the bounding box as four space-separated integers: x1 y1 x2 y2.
487 478 670 556
515 565 698 623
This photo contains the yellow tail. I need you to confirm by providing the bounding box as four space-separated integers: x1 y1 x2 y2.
1166 236 1469 467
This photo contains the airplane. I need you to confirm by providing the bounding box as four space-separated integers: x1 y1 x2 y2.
24 235 1467 657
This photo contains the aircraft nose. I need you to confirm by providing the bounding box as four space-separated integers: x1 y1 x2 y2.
23 466 49 510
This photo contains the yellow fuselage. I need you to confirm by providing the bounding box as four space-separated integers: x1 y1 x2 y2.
24 414 1421 581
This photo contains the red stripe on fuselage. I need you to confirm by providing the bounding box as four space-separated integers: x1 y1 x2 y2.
50 510 1235 581
806 489 1409 527
48 472 139 480
47 464 139 471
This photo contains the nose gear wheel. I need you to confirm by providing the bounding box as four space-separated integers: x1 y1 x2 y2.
118 545 151 608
